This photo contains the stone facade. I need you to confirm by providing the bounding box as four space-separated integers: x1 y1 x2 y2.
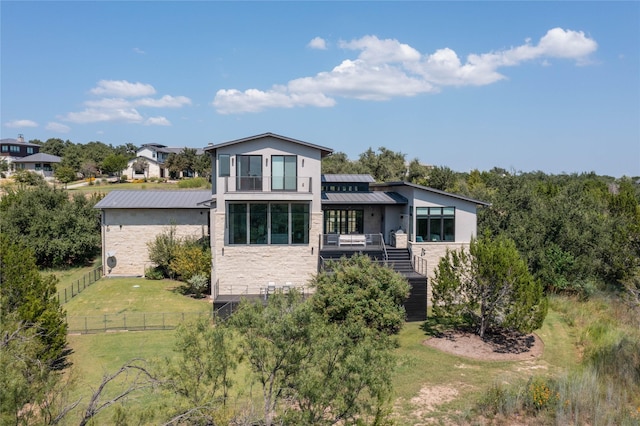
101 209 209 276
409 242 471 303
211 210 322 297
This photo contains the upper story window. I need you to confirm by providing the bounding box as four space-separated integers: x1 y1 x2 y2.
237 155 262 191
1 145 8 152
271 155 296 191
219 154 230 177
416 207 455 242
10 145 20 153
228 202 309 245
26 147 34 154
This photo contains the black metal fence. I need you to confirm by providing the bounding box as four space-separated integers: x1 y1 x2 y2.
67 311 211 334
57 265 103 304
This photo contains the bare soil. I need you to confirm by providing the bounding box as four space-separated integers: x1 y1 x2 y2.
423 330 544 361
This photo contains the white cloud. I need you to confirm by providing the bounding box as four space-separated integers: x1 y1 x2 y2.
45 122 70 133
136 95 192 108
63 81 190 124
145 116 171 126
133 47 146 55
308 37 327 50
5 119 38 128
90 80 156 97
213 28 597 113
64 108 143 124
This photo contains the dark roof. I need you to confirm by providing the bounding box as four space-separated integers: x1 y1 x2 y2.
94 190 212 209
12 153 61 163
322 191 408 205
322 174 375 183
204 132 333 157
0 138 41 147
371 181 491 206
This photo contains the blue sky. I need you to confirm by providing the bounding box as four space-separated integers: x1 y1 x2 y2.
2 1 638 177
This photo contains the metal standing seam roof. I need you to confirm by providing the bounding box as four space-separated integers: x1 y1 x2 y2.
321 191 408 205
321 174 375 183
371 181 491 206
94 190 213 209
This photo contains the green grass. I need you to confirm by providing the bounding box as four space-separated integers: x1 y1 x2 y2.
66 181 186 194
44 259 102 295
61 279 639 425
63 277 211 316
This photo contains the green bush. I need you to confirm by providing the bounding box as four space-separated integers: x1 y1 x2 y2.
178 273 209 298
145 266 164 280
176 177 210 189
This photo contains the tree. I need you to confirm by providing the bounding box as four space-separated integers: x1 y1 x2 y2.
432 233 548 338
53 165 77 187
311 253 410 337
406 158 430 186
229 291 314 426
165 152 187 179
427 165 457 191
101 153 128 178
0 234 70 369
356 147 407 182
194 151 212 179
160 316 237 424
0 186 101 267
321 152 360 174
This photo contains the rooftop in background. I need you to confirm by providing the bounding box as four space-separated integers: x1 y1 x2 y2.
94 190 212 209
204 132 333 157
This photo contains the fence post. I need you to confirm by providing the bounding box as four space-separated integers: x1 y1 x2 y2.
162 313 165 330
104 314 107 331
85 317 88 334
143 313 146 330
124 314 126 330
65 288 67 303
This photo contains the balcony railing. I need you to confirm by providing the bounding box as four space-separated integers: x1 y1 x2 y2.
320 233 385 250
223 176 312 193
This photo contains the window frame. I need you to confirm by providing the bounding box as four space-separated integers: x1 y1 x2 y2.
227 202 310 245
219 154 231 177
271 155 297 191
416 206 455 242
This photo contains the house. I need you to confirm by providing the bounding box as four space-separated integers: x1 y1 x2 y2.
95 132 488 321
205 133 488 320
11 153 62 178
94 191 211 276
0 135 46 175
124 143 205 179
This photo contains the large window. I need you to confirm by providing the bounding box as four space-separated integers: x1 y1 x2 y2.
1 145 8 152
228 202 310 245
219 154 230 177
416 207 455 242
10 145 20 153
323 209 363 235
271 155 297 191
26 147 34 154
237 155 262 191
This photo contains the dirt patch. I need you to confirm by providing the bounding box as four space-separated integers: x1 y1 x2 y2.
410 385 459 417
423 331 544 361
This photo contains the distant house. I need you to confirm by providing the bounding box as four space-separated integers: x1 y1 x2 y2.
124 143 205 179
96 132 489 321
0 135 45 176
12 153 62 178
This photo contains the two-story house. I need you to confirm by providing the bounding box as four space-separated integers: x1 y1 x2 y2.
124 143 205 179
96 132 488 321
0 135 61 177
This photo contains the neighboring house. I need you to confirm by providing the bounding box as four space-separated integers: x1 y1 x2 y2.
124 143 205 179
0 135 43 175
94 191 211 276
12 153 62 178
95 132 488 321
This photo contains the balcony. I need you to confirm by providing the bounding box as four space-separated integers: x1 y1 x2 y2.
223 176 312 193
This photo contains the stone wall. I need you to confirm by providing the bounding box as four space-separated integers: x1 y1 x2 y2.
409 242 470 304
102 209 209 276
212 211 322 296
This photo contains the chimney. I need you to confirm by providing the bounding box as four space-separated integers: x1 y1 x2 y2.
17 134 24 143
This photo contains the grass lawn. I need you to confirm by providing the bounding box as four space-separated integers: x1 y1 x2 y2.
61 276 584 425
67 180 207 194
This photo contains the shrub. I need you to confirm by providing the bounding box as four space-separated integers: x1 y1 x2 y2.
178 273 209 298
145 266 164 280
170 240 211 282
177 177 210 189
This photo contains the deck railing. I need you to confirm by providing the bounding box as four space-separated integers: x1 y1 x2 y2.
320 233 385 250
223 176 312 193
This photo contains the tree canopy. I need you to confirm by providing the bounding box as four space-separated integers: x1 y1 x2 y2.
432 233 548 338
